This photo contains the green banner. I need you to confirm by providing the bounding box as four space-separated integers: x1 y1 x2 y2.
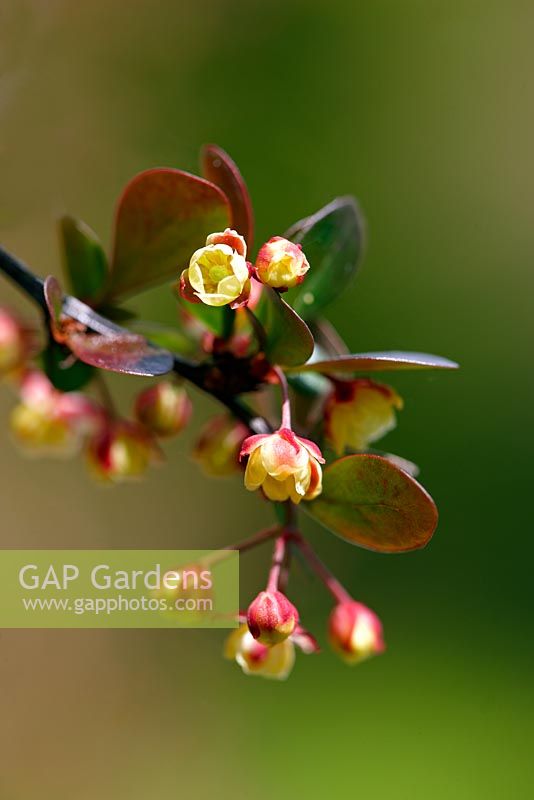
0 550 239 628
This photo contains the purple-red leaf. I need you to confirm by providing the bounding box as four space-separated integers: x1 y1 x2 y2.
201 144 254 250
105 168 231 301
287 351 459 373
307 454 438 552
67 332 174 377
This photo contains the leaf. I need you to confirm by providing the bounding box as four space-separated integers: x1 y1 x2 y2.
200 144 254 249
66 332 174 377
41 342 94 391
307 455 438 552
263 287 314 367
286 351 459 373
175 295 228 336
129 321 195 355
105 168 231 301
285 197 365 320
59 216 108 302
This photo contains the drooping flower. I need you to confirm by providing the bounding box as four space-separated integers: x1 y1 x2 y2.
325 378 403 455
328 600 385 665
86 420 158 482
240 428 324 504
224 624 295 680
247 590 299 645
179 229 251 308
192 414 248 477
10 370 101 455
253 236 310 290
134 382 192 438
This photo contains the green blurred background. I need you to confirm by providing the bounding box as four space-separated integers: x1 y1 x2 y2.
0 1 532 797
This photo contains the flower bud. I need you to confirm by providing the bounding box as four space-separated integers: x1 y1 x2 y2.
240 427 324 504
134 382 192 438
86 421 156 483
328 601 385 665
0 308 36 377
247 590 299 645
179 230 251 308
254 236 310 290
192 414 248 477
325 379 403 455
10 370 101 455
224 624 295 680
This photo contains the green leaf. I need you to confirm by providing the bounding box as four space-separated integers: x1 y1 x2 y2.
59 216 108 302
285 197 365 321
286 351 459 373
175 295 228 336
105 168 231 301
129 321 195 355
307 454 438 552
41 342 94 391
263 287 314 367
200 144 254 249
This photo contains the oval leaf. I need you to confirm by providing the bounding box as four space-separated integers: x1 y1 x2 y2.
105 168 231 301
263 287 314 367
307 454 438 552
287 351 459 373
59 216 108 302
67 331 174 377
285 197 365 321
200 144 254 249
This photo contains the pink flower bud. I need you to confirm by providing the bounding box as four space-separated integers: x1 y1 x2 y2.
247 590 299 645
328 601 385 665
0 308 36 377
86 421 157 483
192 414 248 477
134 382 192 438
254 236 310 290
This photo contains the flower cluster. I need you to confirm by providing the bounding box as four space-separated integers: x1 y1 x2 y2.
0 144 456 681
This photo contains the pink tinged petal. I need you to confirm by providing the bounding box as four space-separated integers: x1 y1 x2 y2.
244 448 267 490
297 435 325 464
239 433 269 459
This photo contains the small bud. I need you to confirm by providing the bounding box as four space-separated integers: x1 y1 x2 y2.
0 308 36 377
224 624 295 680
192 414 248 477
328 601 385 665
247 590 299 645
325 379 403 455
240 428 324 504
86 421 156 483
134 382 192 438
178 231 251 308
254 236 310 290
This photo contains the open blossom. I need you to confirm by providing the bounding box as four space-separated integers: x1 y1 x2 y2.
247 590 299 645
134 382 192 438
86 421 158 483
328 601 385 665
179 228 251 308
254 236 310 290
224 624 295 680
0 308 37 377
192 414 248 477
325 378 403 455
240 428 324 503
10 370 101 454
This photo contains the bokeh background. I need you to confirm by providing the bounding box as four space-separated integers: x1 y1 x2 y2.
0 1 533 797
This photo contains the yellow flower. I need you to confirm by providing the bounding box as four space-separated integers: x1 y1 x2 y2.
254 236 310 290
240 428 324 504
192 414 248 477
325 379 403 455
179 229 250 308
224 624 295 680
